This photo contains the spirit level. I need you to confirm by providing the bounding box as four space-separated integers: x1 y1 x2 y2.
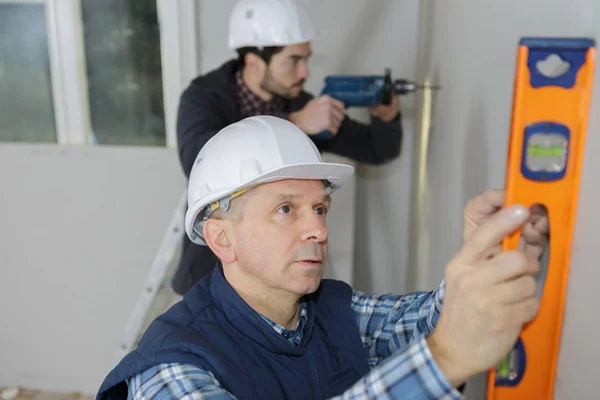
486 37 595 399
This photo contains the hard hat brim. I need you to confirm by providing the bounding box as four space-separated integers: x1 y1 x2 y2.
249 162 354 187
185 161 354 245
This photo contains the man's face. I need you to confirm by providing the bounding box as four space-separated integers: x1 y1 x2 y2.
261 42 312 99
229 179 330 296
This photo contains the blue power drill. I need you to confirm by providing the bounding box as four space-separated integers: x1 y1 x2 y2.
313 68 441 140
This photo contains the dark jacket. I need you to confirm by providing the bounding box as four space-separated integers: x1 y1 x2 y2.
97 266 371 399
172 59 403 295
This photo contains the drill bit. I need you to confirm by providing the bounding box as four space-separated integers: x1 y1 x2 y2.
393 80 442 94
415 84 442 90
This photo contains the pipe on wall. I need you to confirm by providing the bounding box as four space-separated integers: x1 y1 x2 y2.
406 0 436 292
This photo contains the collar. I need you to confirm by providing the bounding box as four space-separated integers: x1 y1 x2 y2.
260 302 308 348
209 266 315 356
232 69 287 118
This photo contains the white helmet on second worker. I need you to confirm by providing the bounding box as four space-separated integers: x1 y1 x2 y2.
185 116 354 245
228 0 316 50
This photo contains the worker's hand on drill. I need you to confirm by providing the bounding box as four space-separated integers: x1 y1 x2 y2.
463 189 549 260
370 94 400 122
289 95 345 136
426 203 540 388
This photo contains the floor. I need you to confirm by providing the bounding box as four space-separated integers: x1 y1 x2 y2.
0 388 93 400
0 236 184 400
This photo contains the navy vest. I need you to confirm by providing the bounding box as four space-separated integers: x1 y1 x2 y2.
96 267 372 399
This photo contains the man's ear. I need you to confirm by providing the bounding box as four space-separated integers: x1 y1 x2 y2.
245 52 265 73
203 219 236 264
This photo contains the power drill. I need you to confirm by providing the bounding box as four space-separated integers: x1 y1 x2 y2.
313 68 441 140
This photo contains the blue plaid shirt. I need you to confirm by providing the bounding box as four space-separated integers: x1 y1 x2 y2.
127 281 464 399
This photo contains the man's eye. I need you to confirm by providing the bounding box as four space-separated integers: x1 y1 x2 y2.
278 205 292 214
315 206 327 216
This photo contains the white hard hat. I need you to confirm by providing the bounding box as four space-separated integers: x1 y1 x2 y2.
228 0 316 50
185 116 354 245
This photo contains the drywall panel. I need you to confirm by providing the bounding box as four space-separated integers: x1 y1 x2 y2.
0 144 186 393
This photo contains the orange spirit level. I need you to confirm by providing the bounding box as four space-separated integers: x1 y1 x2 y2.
486 37 595 399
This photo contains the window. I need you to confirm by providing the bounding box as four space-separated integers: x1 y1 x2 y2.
0 0 197 147
81 0 166 146
0 2 57 143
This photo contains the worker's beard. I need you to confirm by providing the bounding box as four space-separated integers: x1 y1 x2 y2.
260 68 304 100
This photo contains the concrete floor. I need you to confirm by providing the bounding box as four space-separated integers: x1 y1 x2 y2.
0 388 93 400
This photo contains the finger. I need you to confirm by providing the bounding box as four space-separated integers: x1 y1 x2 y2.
521 223 547 247
467 189 505 217
320 94 332 103
320 95 338 109
332 119 342 133
483 250 539 283
534 216 549 235
521 233 547 260
330 97 345 111
327 109 342 132
330 104 345 125
328 121 340 135
510 297 540 324
331 114 343 130
484 244 502 260
525 246 545 262
463 190 506 241
517 235 541 257
456 205 530 263
494 275 537 304
530 203 548 217
526 212 546 229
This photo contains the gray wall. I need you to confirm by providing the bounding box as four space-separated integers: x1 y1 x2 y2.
0 145 186 393
414 0 600 398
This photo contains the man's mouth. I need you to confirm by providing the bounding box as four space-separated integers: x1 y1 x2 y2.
297 258 323 265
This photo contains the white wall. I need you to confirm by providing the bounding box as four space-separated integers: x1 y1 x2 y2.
0 144 186 393
414 0 599 398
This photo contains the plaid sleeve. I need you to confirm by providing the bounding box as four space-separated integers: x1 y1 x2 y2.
352 280 445 367
128 363 235 400
333 336 463 399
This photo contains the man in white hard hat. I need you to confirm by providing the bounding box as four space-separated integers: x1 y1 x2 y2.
172 0 404 296
98 116 549 400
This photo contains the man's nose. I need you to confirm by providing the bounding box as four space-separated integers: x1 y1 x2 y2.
301 213 328 243
297 61 309 80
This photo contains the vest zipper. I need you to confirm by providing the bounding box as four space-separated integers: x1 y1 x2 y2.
310 349 322 400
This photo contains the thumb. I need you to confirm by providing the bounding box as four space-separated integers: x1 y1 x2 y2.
331 97 345 110
456 204 529 264
319 94 332 103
